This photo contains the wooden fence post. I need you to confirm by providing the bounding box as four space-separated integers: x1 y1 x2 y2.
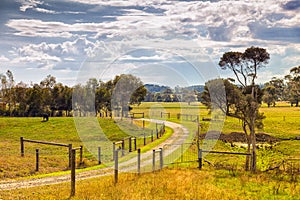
68 144 73 168
112 142 115 160
114 149 119 185
181 144 183 163
152 150 155 172
160 125 162 137
156 123 159 139
98 147 101 164
70 149 76 197
79 145 83 165
198 148 202 170
151 130 154 142
134 137 137 151
137 149 141 175
143 132 146 146
197 124 201 167
35 149 39 172
129 137 132 152
159 148 163 170
121 140 125 156
20 137 24 157
143 120 145 129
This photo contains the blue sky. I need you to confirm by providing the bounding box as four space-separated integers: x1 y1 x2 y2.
0 0 299 87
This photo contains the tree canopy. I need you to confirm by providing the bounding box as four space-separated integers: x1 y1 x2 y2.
0 71 73 117
219 46 270 87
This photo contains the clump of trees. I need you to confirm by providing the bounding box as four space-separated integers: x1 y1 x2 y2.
262 66 300 107
284 66 300 106
0 72 72 117
0 72 147 118
72 74 147 118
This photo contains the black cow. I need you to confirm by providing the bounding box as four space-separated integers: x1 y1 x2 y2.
42 113 49 121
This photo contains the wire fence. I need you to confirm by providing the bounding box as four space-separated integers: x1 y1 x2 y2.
163 143 198 165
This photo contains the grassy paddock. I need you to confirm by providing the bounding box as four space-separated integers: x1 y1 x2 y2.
0 117 80 179
0 116 172 180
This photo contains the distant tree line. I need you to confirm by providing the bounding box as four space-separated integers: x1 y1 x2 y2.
0 69 206 117
0 72 147 117
1 63 299 117
73 74 147 118
144 84 203 104
263 66 300 107
0 72 73 117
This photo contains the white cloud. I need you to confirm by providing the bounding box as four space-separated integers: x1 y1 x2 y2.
67 0 171 7
8 37 98 70
275 14 300 27
6 19 74 38
34 7 57 14
0 55 9 62
119 51 172 63
19 0 43 12
8 1 299 45
2 0 299 85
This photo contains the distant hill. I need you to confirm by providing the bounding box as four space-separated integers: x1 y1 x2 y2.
183 85 205 93
144 84 171 93
144 84 205 93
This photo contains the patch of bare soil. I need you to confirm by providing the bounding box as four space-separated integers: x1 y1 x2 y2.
199 131 281 144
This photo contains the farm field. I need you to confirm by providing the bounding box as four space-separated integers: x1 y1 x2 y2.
0 102 299 199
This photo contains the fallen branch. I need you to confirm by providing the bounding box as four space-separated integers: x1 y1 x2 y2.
264 160 285 172
203 159 214 167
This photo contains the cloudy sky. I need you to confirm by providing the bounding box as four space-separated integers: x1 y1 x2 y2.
0 0 299 87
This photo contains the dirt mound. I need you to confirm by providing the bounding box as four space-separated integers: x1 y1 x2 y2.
199 131 280 144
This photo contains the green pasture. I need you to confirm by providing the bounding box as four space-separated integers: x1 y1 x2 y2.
0 116 170 179
132 102 300 138
0 101 299 199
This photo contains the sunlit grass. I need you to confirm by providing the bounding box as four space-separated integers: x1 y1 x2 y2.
0 168 298 200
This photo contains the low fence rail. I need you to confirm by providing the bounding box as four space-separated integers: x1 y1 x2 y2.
20 137 83 168
163 142 252 169
130 112 145 118
176 113 200 122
